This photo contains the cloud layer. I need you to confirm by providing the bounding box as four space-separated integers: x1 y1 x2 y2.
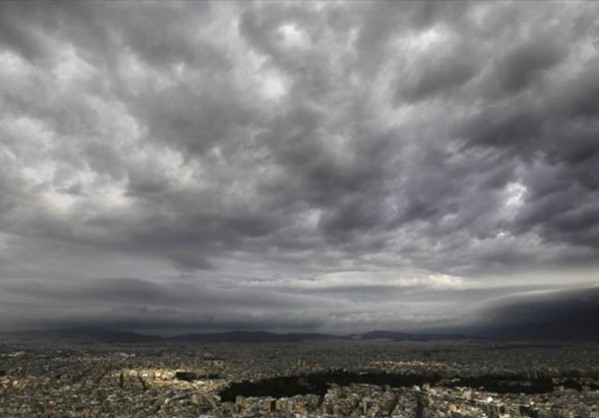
1 1 599 333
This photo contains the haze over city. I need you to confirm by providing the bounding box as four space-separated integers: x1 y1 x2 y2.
1 1 599 338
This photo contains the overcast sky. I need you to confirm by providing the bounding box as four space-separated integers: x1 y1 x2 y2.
1 1 598 335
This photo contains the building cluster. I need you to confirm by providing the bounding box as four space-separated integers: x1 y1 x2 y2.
1 339 598 417
221 383 599 418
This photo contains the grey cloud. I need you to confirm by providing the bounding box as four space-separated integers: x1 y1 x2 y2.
0 276 332 332
0 2 57 62
469 287 599 341
1 1 599 332
1 277 311 310
396 42 480 103
354 1 470 76
494 39 565 93
554 60 599 122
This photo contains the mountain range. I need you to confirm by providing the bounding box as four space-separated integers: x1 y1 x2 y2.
0 328 474 344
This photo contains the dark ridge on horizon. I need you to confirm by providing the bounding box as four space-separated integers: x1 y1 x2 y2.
0 327 477 344
0 326 578 344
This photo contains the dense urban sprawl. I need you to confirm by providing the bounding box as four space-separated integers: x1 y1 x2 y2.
1 339 598 417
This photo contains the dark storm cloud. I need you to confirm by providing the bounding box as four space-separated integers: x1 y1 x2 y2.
494 39 566 93
469 287 599 341
1 277 314 310
1 1 599 332
0 276 331 332
399 52 478 103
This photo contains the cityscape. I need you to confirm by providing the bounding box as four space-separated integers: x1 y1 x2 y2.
1 332 599 417
1 1 599 417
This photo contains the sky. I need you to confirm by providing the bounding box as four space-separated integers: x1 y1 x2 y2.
1 1 599 335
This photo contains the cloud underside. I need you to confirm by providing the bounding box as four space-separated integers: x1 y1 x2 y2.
1 1 599 332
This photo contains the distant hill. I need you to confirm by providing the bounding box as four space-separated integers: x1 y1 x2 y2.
56 327 164 343
0 327 476 344
0 327 163 344
352 330 473 341
169 330 336 343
